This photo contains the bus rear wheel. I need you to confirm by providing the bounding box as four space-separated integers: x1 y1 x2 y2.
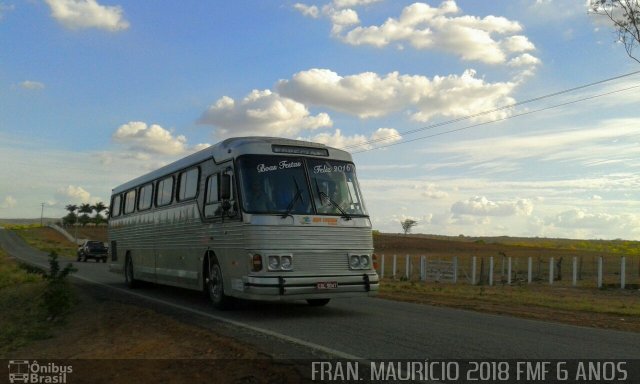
307 298 330 307
208 262 233 310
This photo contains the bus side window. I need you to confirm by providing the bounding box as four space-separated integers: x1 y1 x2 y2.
178 167 199 201
124 190 136 215
156 176 174 207
111 195 122 218
138 183 153 211
204 174 220 217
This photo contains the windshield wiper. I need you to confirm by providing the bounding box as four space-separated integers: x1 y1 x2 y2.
314 178 351 221
281 177 303 218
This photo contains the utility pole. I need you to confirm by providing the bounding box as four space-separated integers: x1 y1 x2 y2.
40 202 45 227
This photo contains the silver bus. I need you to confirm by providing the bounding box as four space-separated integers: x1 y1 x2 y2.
108 136 378 308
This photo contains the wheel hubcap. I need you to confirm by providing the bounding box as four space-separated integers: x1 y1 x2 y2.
210 266 221 300
126 260 133 282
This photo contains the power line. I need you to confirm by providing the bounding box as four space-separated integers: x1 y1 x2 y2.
351 83 640 154
341 70 640 151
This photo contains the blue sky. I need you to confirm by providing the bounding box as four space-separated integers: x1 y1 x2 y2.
1 0 640 239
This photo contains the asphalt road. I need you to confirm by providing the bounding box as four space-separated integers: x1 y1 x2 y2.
2 227 639 360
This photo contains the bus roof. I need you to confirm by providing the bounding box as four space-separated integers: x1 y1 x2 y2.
111 136 354 194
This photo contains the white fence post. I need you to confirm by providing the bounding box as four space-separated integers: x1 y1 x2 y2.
420 256 426 281
471 256 477 285
572 256 578 287
453 256 458 284
507 257 512 285
549 257 554 285
380 254 385 278
489 257 494 286
621 256 626 289
597 256 603 289
527 257 532 284
405 254 410 280
392 254 397 280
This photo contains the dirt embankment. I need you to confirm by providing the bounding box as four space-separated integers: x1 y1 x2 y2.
8 288 306 383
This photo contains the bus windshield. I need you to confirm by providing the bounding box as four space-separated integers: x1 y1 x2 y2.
237 155 368 216
307 158 367 216
237 155 313 215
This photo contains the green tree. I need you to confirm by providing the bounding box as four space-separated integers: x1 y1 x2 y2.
42 251 77 322
63 204 78 227
401 219 418 235
92 201 107 224
590 0 640 64
78 203 93 226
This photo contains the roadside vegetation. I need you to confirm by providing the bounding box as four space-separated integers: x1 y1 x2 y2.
0 246 303 382
0 248 77 354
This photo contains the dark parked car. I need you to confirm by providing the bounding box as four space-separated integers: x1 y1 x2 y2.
77 240 108 262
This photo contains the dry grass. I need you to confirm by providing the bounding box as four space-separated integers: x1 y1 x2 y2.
0 247 50 354
8 225 77 258
7 284 304 383
379 280 640 332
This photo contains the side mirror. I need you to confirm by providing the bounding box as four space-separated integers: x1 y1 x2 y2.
220 174 231 201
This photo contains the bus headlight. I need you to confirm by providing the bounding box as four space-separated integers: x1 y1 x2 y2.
348 254 372 270
266 254 294 271
268 256 280 271
280 255 293 270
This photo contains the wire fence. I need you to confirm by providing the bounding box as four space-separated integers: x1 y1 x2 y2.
377 253 640 289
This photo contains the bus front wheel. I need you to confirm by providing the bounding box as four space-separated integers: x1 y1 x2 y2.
208 262 233 310
307 298 330 307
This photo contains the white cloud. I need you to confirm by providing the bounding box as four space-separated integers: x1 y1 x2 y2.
451 196 534 217
546 208 640 238
359 172 640 239
44 0 129 31
55 185 99 204
332 0 383 9
199 89 333 139
429 118 640 172
333 1 537 65
278 68 517 122
293 3 319 18
329 8 360 34
301 127 402 150
422 184 449 199
19 80 45 90
501 35 536 53
113 121 209 156
507 53 541 67
0 196 16 209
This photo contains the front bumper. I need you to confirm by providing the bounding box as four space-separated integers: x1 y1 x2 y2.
237 272 379 300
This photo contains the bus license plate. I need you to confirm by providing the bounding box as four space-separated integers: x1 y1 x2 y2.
317 281 338 289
